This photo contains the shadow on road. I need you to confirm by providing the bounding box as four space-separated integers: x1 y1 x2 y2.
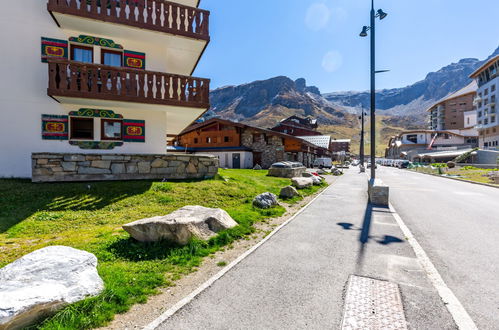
336 202 404 272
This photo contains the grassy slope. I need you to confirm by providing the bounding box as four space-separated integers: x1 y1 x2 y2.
322 115 408 156
0 170 326 329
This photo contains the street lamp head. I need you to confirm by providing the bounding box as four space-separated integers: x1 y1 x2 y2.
359 26 369 37
377 9 388 20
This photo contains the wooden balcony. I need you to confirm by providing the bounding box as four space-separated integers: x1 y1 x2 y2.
47 0 210 41
47 59 210 109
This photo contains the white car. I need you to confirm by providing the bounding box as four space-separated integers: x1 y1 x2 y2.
312 158 332 169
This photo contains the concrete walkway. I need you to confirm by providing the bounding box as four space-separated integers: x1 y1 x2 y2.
156 169 456 329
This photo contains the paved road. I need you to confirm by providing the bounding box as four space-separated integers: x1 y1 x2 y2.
157 169 455 329
378 167 499 330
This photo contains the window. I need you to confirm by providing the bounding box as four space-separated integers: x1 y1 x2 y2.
71 45 93 63
101 49 123 67
492 85 496 92
484 88 489 96
491 116 496 123
206 137 211 143
224 136 230 143
194 138 198 144
406 134 418 143
101 119 122 140
70 117 93 140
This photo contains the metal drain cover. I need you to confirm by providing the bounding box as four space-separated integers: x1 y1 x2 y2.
341 275 408 330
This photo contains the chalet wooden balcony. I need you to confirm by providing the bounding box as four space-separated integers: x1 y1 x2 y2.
47 59 210 109
47 0 210 41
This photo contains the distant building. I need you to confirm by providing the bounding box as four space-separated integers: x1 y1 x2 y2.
385 129 478 162
470 55 499 150
330 139 351 153
271 115 322 136
173 118 331 169
427 81 477 131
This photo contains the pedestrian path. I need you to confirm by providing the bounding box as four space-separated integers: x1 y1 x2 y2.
154 169 456 330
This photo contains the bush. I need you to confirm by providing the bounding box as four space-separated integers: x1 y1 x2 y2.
431 163 447 168
447 161 456 169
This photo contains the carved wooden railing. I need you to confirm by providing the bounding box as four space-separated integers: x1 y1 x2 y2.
47 0 210 41
47 59 210 108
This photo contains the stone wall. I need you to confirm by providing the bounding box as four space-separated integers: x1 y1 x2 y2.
241 129 285 169
32 153 219 183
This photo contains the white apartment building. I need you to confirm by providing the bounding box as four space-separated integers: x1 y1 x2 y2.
470 55 499 149
0 0 211 179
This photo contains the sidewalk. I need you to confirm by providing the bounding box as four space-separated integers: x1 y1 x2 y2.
155 169 455 330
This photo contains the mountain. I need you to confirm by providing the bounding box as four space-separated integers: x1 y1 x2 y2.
324 45 499 122
207 76 355 128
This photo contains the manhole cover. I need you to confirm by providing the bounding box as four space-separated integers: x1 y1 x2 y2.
341 275 408 330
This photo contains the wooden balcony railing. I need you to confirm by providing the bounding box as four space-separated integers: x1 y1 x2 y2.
47 0 210 41
47 59 210 108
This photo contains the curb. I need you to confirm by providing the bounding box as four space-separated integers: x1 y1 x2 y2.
406 169 499 189
143 178 336 330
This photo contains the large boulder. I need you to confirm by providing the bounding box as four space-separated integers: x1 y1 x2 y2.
0 246 104 330
310 175 323 186
279 186 300 199
291 177 313 189
123 206 238 245
253 192 279 209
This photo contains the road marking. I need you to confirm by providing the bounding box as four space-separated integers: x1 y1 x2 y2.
389 203 478 330
341 275 408 330
143 183 334 330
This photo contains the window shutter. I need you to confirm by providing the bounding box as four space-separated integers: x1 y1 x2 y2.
124 50 146 70
41 37 68 63
42 115 69 140
123 120 145 142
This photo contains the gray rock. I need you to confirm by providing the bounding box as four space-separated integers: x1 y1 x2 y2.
111 163 125 174
77 167 111 174
279 186 300 199
63 155 85 162
291 177 314 189
101 155 125 161
252 192 279 209
151 158 168 168
0 246 104 330
61 162 76 172
91 160 111 169
138 162 151 174
126 164 138 174
253 164 262 170
310 175 323 185
122 206 238 245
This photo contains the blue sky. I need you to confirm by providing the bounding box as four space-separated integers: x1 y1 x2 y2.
194 0 499 93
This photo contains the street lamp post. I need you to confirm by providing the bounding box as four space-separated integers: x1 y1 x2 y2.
360 0 387 179
359 106 365 172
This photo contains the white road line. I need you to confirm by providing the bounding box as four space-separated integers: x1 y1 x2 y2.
389 203 478 330
143 183 334 330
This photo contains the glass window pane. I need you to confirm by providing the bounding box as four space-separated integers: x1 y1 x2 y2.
103 52 122 67
103 121 122 139
73 48 93 63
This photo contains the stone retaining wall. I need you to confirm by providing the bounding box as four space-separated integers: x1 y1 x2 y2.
32 153 219 183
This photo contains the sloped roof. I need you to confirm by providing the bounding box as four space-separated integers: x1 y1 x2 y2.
469 55 499 78
297 135 331 148
426 81 477 112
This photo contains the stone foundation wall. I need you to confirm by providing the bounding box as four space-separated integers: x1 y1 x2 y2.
32 153 219 183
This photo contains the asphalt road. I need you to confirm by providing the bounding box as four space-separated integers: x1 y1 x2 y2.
378 166 499 330
156 169 455 330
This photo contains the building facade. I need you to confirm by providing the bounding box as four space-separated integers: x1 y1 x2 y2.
271 116 321 136
385 130 478 162
1 0 211 179
174 118 331 169
470 55 499 150
427 81 477 131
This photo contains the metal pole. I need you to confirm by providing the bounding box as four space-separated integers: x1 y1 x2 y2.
370 0 376 179
360 108 365 165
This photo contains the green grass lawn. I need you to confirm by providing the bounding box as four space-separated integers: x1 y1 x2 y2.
410 166 499 186
0 169 326 329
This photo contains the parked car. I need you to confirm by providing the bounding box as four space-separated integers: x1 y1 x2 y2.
397 160 410 168
312 158 332 169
